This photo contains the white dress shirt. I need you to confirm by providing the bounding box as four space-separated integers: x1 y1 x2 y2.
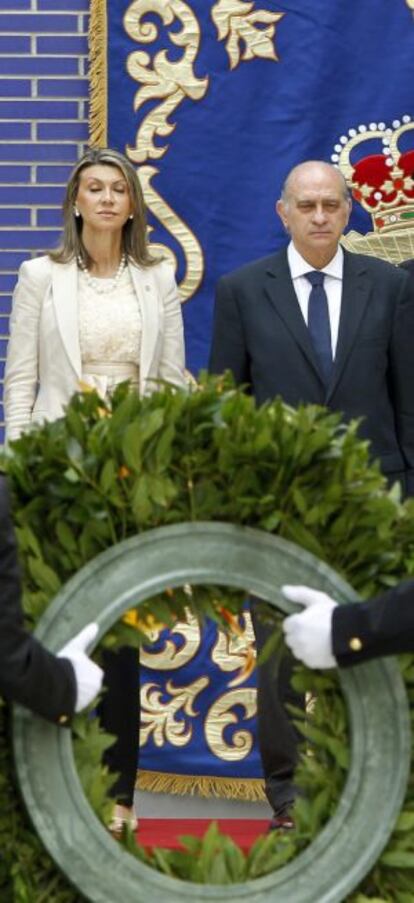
287 242 344 358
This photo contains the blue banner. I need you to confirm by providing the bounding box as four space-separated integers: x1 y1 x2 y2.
92 0 414 375
138 609 264 798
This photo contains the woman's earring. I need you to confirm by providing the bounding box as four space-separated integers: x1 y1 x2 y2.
74 206 80 218
128 214 133 220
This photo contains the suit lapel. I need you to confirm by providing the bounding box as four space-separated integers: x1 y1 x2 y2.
265 250 326 385
51 259 81 378
128 262 159 383
326 251 371 403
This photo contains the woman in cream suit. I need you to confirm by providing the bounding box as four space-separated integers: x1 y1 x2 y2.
4 147 187 833
5 151 186 440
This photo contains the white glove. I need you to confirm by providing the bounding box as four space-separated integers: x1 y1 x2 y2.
281 585 337 669
58 623 104 713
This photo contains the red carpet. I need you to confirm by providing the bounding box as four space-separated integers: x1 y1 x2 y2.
137 819 269 852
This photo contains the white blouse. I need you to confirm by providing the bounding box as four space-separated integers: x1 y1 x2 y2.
78 267 142 397
78 267 141 364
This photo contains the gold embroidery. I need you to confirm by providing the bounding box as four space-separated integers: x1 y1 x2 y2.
123 2 207 300
140 609 201 670
211 0 284 70
211 611 256 687
120 1 284 299
137 769 266 800
140 676 209 747
140 165 204 300
124 0 208 164
89 0 108 146
212 611 255 671
205 688 257 761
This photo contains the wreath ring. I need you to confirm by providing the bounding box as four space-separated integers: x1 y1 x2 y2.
12 522 410 903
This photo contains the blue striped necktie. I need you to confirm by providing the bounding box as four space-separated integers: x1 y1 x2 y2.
305 270 333 384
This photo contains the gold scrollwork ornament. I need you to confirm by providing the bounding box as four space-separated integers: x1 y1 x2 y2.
140 676 209 747
124 0 208 164
204 688 257 761
140 609 201 670
211 0 284 70
211 610 256 687
139 164 204 300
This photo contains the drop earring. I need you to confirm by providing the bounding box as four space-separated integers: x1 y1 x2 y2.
128 214 133 220
74 206 80 218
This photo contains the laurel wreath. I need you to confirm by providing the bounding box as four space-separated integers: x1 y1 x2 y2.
1 374 414 901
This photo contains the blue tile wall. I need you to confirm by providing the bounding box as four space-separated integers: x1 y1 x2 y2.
0 144 79 161
0 101 79 118
0 80 32 97
37 121 89 140
38 78 89 98
0 37 30 53
0 58 80 76
0 298 12 315
36 209 64 227
37 165 74 183
0 253 27 269
0 15 78 33
0 123 31 139
0 1 89 441
0 166 31 182
37 36 88 54
0 209 31 226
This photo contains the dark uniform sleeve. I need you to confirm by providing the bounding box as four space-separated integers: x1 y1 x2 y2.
332 579 414 666
0 476 76 722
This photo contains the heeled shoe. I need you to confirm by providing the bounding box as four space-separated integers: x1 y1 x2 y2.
108 803 138 836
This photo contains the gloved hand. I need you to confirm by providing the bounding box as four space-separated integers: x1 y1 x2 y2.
58 623 104 712
281 585 337 669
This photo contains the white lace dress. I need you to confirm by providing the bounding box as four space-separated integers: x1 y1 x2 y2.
78 267 141 398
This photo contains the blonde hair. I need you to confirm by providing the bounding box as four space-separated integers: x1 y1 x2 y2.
49 147 157 268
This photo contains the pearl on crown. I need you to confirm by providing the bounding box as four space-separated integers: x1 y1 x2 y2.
77 255 127 294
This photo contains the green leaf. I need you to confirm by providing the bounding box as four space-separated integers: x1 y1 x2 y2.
122 422 143 471
27 557 61 596
55 521 77 554
63 467 80 484
100 458 117 493
380 850 414 868
395 811 414 833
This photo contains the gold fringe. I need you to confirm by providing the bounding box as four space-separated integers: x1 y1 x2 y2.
89 0 108 146
136 770 266 802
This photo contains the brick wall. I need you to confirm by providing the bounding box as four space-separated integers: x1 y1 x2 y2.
0 0 90 442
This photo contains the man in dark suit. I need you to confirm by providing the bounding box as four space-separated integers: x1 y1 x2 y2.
282 581 414 667
0 475 103 722
209 160 414 824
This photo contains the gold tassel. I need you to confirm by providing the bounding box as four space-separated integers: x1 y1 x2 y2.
136 770 266 802
89 0 108 146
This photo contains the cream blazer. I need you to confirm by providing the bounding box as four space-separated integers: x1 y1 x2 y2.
4 255 187 441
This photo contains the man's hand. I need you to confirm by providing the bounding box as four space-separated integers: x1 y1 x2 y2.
281 585 337 669
58 623 104 712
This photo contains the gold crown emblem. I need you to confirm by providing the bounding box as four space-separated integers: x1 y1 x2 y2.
333 115 414 263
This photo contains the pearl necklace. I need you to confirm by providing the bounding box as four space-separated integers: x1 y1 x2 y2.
78 255 127 294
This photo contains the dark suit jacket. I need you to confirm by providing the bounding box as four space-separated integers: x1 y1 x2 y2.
333 579 414 665
0 476 75 722
210 247 414 495
400 258 414 279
